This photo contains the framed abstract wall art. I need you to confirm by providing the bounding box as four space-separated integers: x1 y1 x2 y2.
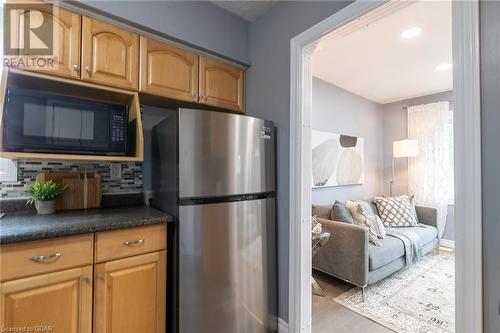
312 130 365 188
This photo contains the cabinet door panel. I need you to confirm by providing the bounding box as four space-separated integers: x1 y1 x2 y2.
140 37 198 102
7 2 81 78
94 251 166 333
0 266 93 333
82 16 138 90
199 57 244 112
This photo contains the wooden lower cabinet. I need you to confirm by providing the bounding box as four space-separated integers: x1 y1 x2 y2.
93 251 166 333
0 226 166 333
0 266 93 333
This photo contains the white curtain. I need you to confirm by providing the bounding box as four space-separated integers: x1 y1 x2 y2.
408 101 454 238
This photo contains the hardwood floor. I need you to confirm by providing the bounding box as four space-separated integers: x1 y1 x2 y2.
312 270 394 333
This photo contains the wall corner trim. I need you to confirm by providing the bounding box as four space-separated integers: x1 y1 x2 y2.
452 1 483 332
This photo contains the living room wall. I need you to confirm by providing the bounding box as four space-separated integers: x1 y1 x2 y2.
310 84 456 241
311 78 384 205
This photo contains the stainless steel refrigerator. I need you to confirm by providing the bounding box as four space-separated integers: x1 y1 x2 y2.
152 108 277 333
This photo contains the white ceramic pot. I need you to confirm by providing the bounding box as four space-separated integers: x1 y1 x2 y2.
36 200 56 215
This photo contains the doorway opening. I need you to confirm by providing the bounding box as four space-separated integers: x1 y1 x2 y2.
289 1 481 333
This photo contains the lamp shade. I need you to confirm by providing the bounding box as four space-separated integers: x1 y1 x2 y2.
393 139 419 158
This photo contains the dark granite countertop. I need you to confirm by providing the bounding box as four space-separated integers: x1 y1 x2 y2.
0 206 173 244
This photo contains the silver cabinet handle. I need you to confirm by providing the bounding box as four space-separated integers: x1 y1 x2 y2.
96 274 104 281
123 239 145 246
83 276 91 284
72 64 78 72
192 92 198 99
30 252 61 263
84 66 90 76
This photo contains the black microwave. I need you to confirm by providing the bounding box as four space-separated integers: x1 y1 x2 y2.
3 87 129 156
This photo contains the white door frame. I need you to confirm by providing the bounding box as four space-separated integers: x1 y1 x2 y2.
288 1 482 332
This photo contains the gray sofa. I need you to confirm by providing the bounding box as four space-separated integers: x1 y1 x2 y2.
312 203 439 298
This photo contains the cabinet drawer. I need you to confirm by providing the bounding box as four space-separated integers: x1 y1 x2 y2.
0 234 94 282
95 224 166 263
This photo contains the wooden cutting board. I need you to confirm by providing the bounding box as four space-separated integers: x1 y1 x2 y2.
36 171 102 211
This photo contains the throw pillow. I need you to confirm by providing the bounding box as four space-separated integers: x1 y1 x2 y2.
408 195 420 223
346 200 381 246
358 204 386 239
374 195 419 227
330 201 354 224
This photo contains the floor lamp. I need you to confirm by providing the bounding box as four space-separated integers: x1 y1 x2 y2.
390 139 419 196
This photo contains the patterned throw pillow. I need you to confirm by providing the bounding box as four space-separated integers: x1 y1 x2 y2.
346 200 381 246
358 205 386 239
374 195 419 227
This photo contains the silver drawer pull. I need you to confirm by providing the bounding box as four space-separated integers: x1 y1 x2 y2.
30 252 61 263
123 239 145 246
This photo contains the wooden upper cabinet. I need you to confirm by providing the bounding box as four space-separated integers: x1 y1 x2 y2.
0 266 93 333
7 2 81 79
93 251 166 333
140 36 199 102
199 57 244 113
81 17 139 90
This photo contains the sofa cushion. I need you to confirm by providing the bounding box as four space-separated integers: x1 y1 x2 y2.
312 205 332 219
330 201 354 224
396 225 438 246
368 225 438 271
368 236 405 270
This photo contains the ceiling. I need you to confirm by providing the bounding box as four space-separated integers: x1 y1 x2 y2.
211 0 276 22
312 1 452 104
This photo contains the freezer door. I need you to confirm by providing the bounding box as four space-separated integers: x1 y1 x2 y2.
179 109 275 198
179 198 277 333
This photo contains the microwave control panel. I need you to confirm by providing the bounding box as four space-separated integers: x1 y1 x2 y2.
111 113 126 143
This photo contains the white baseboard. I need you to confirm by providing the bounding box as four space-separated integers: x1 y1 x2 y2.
278 318 289 333
440 239 455 249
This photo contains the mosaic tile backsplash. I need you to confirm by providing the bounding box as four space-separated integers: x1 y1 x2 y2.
0 160 143 198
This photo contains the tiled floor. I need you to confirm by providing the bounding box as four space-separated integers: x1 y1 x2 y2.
312 270 394 333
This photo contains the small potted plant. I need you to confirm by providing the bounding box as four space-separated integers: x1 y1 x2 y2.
26 180 67 215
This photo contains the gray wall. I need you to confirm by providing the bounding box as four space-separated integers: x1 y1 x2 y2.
245 1 352 321
79 1 249 63
381 91 455 241
480 2 500 332
311 78 384 205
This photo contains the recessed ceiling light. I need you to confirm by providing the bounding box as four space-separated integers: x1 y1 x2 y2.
436 63 452 71
401 27 422 39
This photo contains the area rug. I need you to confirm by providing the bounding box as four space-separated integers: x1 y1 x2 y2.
333 251 455 333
